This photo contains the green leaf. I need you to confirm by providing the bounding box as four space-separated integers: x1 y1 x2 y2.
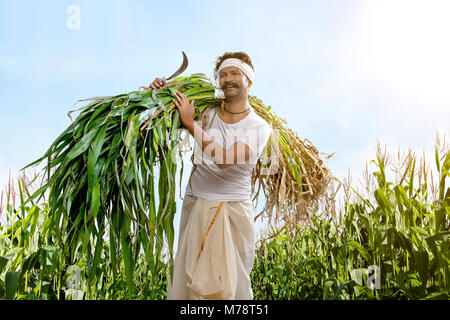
413 250 429 288
375 224 394 246
348 241 371 263
120 218 136 297
394 230 414 257
65 128 98 162
88 179 101 222
424 292 449 300
332 281 350 300
40 245 58 267
426 230 450 243
374 188 391 211
349 268 366 286
5 272 21 300
0 256 8 274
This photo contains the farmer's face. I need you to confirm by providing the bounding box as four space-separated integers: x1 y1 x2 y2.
218 66 252 98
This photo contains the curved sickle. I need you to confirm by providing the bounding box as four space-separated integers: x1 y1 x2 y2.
163 51 189 82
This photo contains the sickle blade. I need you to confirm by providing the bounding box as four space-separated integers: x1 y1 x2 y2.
166 51 189 81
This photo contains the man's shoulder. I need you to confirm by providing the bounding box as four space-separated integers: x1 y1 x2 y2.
199 105 219 128
248 110 271 130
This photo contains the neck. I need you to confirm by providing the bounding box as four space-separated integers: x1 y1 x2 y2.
223 95 250 114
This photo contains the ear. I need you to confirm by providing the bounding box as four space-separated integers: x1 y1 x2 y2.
245 76 253 88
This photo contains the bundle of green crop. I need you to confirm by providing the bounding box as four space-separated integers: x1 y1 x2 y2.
21 73 334 278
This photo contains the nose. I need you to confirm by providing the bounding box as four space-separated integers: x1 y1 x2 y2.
222 75 239 88
223 73 234 82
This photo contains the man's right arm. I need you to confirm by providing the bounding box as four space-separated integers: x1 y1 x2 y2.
148 78 251 167
186 121 251 169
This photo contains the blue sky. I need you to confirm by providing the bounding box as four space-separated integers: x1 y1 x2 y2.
1 1 449 240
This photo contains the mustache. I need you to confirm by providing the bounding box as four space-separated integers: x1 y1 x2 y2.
222 82 239 88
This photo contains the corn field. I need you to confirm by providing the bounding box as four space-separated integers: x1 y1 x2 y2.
0 134 448 300
252 138 449 300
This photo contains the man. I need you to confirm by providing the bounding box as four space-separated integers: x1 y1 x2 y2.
149 52 272 300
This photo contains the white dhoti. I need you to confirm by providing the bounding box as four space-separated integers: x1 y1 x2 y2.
167 194 256 300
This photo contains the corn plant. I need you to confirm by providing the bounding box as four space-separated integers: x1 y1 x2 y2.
251 137 449 300
0 173 168 300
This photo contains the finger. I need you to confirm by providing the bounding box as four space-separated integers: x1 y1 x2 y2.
156 78 165 87
175 91 188 106
175 91 183 100
176 90 187 101
177 90 186 99
173 98 181 108
181 95 189 105
156 78 166 86
152 79 161 88
174 92 182 102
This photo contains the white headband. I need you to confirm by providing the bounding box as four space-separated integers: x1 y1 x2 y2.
213 58 255 99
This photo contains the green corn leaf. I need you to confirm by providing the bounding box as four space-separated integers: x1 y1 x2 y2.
413 250 429 288
348 241 371 263
374 188 391 211
120 227 136 297
0 256 8 274
5 272 21 300
64 128 98 162
349 268 366 286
